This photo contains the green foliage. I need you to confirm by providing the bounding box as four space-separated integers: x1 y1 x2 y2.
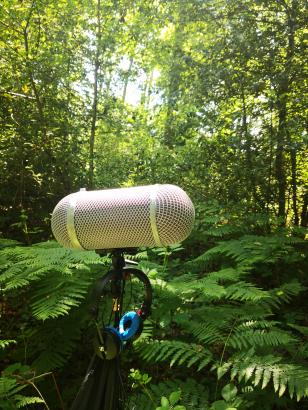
0 340 16 349
156 391 186 410
133 218 308 408
136 340 212 371
15 396 45 408
0 240 108 319
0 363 49 409
214 349 308 401
0 1 307 408
0 241 110 376
129 378 207 410
1 213 307 409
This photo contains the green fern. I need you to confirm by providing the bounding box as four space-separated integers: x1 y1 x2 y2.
0 241 107 292
0 340 16 349
31 307 91 371
192 234 305 268
129 378 208 410
0 241 110 372
0 241 109 319
15 395 44 408
169 273 269 302
135 225 307 408
213 350 308 401
136 340 212 371
0 239 22 249
228 329 297 350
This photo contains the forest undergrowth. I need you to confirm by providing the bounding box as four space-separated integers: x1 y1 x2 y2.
1 205 307 409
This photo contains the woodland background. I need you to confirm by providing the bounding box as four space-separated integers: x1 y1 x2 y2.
0 0 307 409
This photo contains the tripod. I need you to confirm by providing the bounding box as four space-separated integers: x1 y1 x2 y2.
71 250 153 410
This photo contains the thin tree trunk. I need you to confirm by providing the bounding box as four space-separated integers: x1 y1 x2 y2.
163 3 184 147
275 91 287 221
122 57 133 103
266 103 274 213
140 72 149 106
23 3 46 141
290 146 299 225
300 191 307 227
145 69 154 108
89 0 102 189
275 1 296 223
240 84 256 206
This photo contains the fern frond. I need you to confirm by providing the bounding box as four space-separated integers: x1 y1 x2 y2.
266 281 305 308
129 378 208 410
0 241 107 292
287 323 308 336
137 320 154 341
0 241 109 319
236 320 280 330
192 234 305 268
229 329 297 350
0 340 16 349
174 278 268 302
214 351 308 400
0 239 22 249
15 395 44 408
31 310 87 371
168 274 227 300
0 376 17 396
30 271 92 320
207 267 246 282
0 376 25 397
225 281 269 301
204 224 248 237
183 320 224 345
136 340 212 371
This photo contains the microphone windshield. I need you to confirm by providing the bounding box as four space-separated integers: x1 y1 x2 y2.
51 184 195 250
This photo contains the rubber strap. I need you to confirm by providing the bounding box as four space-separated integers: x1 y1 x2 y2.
67 194 84 250
149 185 162 246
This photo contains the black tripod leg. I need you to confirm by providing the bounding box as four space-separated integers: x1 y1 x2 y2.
70 355 124 410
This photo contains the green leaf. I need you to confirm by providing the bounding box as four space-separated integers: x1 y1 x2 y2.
169 390 181 405
161 396 169 407
212 400 229 410
221 384 238 401
217 364 231 380
0 377 17 395
261 369 271 389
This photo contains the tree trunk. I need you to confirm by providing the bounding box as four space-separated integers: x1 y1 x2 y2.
23 4 46 141
122 57 133 103
89 0 102 189
275 91 287 221
240 84 256 206
145 69 154 108
275 1 296 223
290 146 299 225
300 191 307 227
163 3 184 147
266 103 274 213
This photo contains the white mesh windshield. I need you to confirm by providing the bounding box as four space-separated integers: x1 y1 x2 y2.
51 184 194 250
